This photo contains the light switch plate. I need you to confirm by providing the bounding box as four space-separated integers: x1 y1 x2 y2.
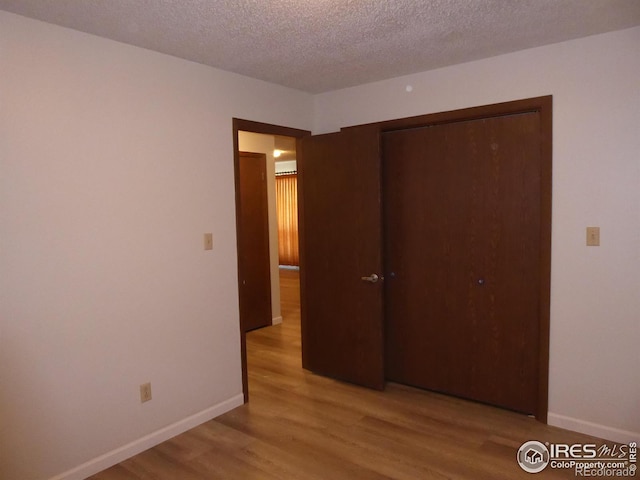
140 382 152 403
204 233 213 250
586 227 600 246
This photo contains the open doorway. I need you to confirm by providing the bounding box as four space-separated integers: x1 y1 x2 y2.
232 119 310 401
237 132 284 329
236 132 300 328
273 136 299 270
272 135 302 346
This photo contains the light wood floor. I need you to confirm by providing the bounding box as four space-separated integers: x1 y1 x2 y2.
90 269 605 479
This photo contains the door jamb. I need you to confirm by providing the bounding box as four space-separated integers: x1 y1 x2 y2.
232 119 311 403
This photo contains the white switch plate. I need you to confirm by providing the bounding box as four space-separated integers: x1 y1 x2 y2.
140 382 152 403
204 233 213 250
586 227 600 246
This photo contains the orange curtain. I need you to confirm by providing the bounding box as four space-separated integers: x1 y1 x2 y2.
275 174 299 266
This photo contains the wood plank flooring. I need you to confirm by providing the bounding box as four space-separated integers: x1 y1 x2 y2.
90 269 607 479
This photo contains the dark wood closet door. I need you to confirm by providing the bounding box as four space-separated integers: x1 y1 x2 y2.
238 152 272 332
383 113 542 414
298 126 385 389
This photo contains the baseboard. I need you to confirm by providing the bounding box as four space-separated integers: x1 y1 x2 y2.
272 316 283 325
548 412 639 444
49 393 244 480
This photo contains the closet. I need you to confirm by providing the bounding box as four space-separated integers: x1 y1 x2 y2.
298 96 551 420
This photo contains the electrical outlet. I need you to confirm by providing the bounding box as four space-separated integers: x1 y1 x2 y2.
140 382 152 403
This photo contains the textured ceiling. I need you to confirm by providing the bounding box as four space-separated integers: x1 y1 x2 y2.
1 0 639 93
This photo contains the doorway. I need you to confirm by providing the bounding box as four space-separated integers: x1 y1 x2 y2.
232 119 311 401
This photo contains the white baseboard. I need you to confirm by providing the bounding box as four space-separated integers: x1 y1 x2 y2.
49 393 244 480
272 316 283 325
548 412 639 444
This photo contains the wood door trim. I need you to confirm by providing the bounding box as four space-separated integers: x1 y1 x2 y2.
234 118 311 139
232 119 311 403
345 96 552 422
344 96 551 133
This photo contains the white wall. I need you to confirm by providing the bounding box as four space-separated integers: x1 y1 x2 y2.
314 27 640 443
1 11 637 480
0 11 311 480
237 131 283 325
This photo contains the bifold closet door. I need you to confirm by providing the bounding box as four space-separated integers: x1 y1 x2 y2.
383 113 542 414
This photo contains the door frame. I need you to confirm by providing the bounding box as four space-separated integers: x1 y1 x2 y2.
354 96 552 422
232 118 311 402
